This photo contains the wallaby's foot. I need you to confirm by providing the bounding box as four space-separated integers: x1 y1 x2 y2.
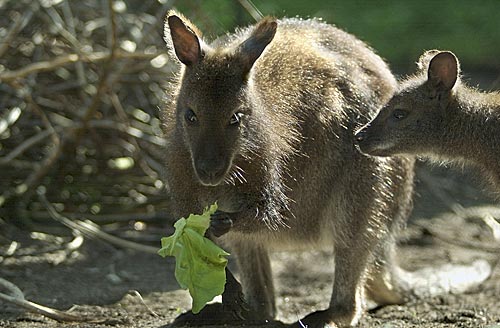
167 303 242 327
209 211 233 237
365 264 406 308
290 308 361 328
167 303 283 327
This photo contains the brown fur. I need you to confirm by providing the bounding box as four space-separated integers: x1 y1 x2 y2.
356 50 500 191
162 11 415 327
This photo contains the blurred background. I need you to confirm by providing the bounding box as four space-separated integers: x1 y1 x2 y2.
178 0 500 80
0 0 499 246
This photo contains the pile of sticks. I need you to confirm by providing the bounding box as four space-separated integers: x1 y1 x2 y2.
0 0 178 227
0 2 262 320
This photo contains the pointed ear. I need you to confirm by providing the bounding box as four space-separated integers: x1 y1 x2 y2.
164 12 202 66
427 51 459 91
238 17 277 73
416 49 440 71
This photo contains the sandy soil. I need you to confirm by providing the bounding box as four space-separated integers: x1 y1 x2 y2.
1 163 500 328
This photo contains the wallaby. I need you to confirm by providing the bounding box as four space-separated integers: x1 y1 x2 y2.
356 50 500 190
161 11 417 328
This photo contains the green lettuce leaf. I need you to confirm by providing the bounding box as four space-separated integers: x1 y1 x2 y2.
158 203 229 313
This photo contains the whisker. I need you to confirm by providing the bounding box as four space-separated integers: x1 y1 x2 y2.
235 170 247 183
224 175 236 186
233 170 244 184
232 165 247 183
234 165 247 175
234 164 246 174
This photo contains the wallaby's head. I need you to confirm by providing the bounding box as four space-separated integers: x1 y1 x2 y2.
355 50 459 157
164 12 277 186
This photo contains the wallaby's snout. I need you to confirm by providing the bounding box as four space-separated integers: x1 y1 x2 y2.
194 156 228 186
355 124 370 143
191 137 232 186
355 122 389 156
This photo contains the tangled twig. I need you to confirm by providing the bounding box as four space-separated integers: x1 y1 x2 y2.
38 187 159 254
0 277 92 322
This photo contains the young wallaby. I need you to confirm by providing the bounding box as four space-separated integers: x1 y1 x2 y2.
161 11 416 327
356 50 500 190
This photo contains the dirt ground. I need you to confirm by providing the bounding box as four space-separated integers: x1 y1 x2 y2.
1 163 500 328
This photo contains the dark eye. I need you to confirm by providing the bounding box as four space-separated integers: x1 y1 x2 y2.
229 112 243 126
184 109 197 124
392 109 408 120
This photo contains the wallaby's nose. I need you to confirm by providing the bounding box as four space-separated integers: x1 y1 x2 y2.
195 159 226 183
355 127 368 143
198 161 224 177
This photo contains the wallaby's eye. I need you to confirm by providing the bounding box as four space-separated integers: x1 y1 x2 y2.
392 109 408 120
229 112 243 126
184 109 198 124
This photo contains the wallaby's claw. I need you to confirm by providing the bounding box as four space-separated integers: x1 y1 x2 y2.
209 211 233 237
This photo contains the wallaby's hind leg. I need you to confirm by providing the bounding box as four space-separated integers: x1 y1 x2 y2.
231 240 276 320
294 202 381 328
292 165 407 328
365 239 407 307
297 241 372 328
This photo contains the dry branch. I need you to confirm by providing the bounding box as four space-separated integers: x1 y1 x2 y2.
127 290 159 317
0 51 161 83
0 3 37 58
0 277 92 322
415 220 500 254
79 0 118 126
39 188 159 254
0 129 54 165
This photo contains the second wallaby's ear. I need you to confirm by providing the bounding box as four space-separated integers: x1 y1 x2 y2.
427 51 459 91
164 13 202 66
238 17 277 73
416 49 440 71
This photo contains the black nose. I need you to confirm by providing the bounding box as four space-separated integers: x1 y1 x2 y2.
355 128 367 143
196 159 225 179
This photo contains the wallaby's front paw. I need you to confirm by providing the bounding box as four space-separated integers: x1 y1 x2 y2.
209 211 233 237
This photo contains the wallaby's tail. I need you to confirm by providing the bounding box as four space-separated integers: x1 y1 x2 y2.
395 259 492 299
366 254 493 308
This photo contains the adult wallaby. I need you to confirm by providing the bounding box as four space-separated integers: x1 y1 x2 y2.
356 50 500 190
161 11 416 327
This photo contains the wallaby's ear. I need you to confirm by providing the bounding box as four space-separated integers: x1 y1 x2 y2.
164 12 202 66
427 51 459 91
238 17 277 73
416 49 440 71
